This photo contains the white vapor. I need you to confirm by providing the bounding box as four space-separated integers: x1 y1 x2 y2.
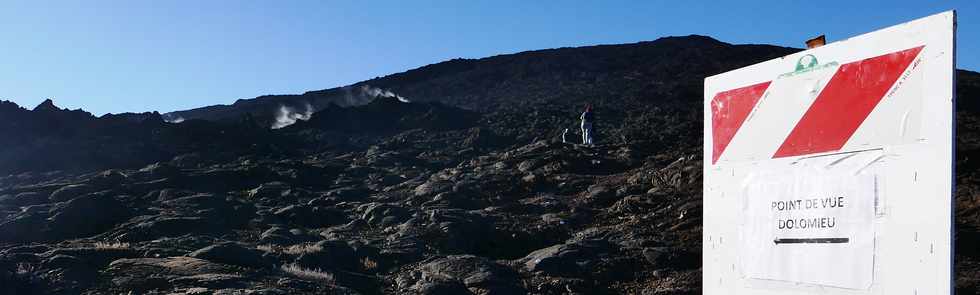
358 85 410 103
163 114 185 123
271 103 314 129
341 85 410 106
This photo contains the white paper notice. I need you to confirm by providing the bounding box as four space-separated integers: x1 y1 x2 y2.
738 168 876 289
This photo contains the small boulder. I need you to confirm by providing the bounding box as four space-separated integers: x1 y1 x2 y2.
642 247 698 270
0 192 49 206
420 210 499 256
46 194 131 240
323 187 370 201
162 194 255 227
414 179 454 197
89 170 128 187
137 162 180 179
260 227 298 245
0 211 49 242
358 203 410 226
189 242 268 268
417 280 473 295
106 256 242 292
122 217 216 242
520 239 617 277
273 205 347 228
248 182 291 199
294 240 358 271
49 184 98 202
583 184 616 206
396 255 522 295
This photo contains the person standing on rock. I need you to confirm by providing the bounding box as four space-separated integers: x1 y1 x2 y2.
580 105 594 145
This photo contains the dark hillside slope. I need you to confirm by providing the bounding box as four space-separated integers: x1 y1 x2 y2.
286 96 480 135
165 35 799 127
0 99 292 175
361 36 796 111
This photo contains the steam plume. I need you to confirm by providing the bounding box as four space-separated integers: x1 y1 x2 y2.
271 103 313 129
163 114 185 123
343 85 410 105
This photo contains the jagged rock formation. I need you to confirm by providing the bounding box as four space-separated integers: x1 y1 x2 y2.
0 36 978 294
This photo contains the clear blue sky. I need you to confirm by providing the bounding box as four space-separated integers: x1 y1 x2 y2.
0 1 976 115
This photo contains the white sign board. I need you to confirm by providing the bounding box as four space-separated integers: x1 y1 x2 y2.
703 11 955 295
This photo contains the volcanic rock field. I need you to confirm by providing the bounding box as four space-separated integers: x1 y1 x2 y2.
1 35 979 294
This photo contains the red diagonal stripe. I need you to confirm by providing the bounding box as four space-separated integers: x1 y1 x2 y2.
773 46 924 158
711 81 771 164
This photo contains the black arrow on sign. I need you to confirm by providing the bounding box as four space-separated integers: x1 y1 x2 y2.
773 238 849 245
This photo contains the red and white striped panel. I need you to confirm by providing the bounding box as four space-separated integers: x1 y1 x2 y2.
710 46 924 164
